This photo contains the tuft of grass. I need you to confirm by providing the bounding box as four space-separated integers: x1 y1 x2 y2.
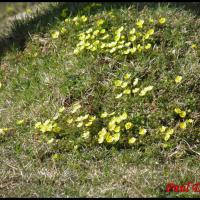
0 2 200 197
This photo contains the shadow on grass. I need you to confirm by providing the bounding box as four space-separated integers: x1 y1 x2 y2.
0 2 199 60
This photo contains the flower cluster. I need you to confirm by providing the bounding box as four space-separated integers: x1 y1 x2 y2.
113 73 153 99
73 17 166 55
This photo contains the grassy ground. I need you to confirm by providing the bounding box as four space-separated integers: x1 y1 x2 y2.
0 2 200 197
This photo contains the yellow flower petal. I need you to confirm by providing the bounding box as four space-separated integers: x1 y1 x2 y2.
139 128 147 135
132 88 140 93
124 73 131 80
82 131 90 139
123 89 131 95
114 126 120 133
179 111 186 118
159 17 166 24
175 76 182 83
159 126 167 133
128 137 136 144
51 31 59 39
125 122 133 130
179 122 186 129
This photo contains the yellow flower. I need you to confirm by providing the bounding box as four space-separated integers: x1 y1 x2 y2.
47 138 54 144
72 16 78 22
186 119 193 123
129 28 136 34
67 118 73 124
144 85 153 92
108 41 117 48
125 122 133 130
81 15 88 22
0 82 2 88
77 122 83 127
114 33 121 42
52 125 61 133
85 121 93 127
97 19 105 26
129 35 136 42
166 128 174 135
164 133 170 141
108 121 116 131
191 44 197 49
125 42 131 47
175 76 182 83
123 89 131 95
121 112 128 120
147 29 154 35
109 112 116 116
98 136 104 144
121 82 128 88
52 153 59 160
179 111 186 118
100 112 108 118
110 48 117 53
51 31 59 39
115 26 124 34
174 108 182 114
35 122 42 129
149 18 154 23
159 126 167 133
71 102 81 113
93 40 100 45
65 18 70 23
124 73 131 80
40 122 53 133
86 28 93 34
179 122 186 129
136 19 144 28
76 116 84 122
100 43 106 49
123 49 130 55
61 27 67 34
128 137 136 144
59 106 65 113
101 34 109 40
91 46 97 51
133 78 139 86
115 93 123 99
132 88 140 93
114 126 120 133
145 43 151 50
82 114 89 120
139 90 147 96
93 30 100 36
105 132 113 143
164 128 174 141
130 47 137 54
114 80 122 87
159 17 166 24
98 128 107 137
53 113 60 121
100 29 106 34
16 119 24 125
82 131 90 139
89 116 96 122
143 33 150 40
139 128 147 135
113 133 120 142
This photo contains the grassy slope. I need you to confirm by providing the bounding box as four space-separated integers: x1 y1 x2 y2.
0 3 200 197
